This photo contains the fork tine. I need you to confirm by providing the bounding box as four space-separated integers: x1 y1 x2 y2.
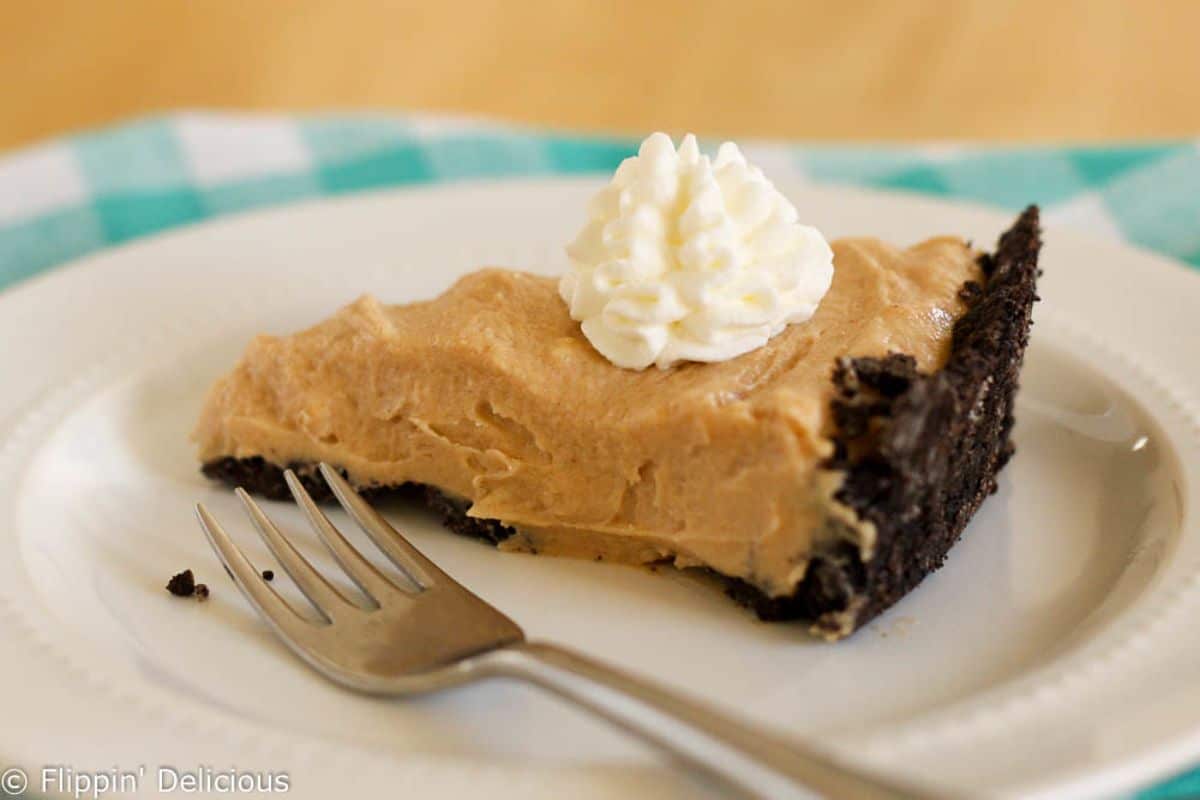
284 470 406 605
235 488 354 621
318 463 451 590
195 503 321 640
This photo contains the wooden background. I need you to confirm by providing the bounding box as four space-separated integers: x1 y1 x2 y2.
2 0 1197 153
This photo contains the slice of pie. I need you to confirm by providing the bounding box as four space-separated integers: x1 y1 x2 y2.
194 205 1040 640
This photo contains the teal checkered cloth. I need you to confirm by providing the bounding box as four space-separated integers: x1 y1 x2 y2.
2 112 1199 294
0 113 1197 798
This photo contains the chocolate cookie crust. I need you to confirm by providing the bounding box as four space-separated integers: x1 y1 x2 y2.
201 207 1040 639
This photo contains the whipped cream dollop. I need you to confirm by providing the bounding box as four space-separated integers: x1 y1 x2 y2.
559 132 835 370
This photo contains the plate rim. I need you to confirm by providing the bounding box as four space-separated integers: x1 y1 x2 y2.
2 177 1200 799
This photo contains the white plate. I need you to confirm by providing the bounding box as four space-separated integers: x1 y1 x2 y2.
2 179 1200 800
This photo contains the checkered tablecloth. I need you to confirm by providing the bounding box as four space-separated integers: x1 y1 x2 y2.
0 112 1196 798
2 112 1199 294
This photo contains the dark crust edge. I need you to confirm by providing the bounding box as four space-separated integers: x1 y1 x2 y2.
200 459 516 547
201 206 1041 639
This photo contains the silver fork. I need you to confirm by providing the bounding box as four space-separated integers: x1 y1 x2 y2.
196 462 942 800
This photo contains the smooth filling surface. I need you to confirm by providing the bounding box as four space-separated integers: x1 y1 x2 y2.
194 236 981 596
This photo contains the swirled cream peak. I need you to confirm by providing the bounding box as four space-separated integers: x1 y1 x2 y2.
559 132 835 370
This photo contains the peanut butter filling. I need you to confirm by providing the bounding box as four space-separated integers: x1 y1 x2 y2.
194 236 980 596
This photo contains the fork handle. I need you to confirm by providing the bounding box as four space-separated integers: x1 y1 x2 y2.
479 641 942 800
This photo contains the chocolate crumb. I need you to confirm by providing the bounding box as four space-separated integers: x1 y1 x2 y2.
167 569 196 597
958 280 983 304
262 569 275 581
195 584 210 601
